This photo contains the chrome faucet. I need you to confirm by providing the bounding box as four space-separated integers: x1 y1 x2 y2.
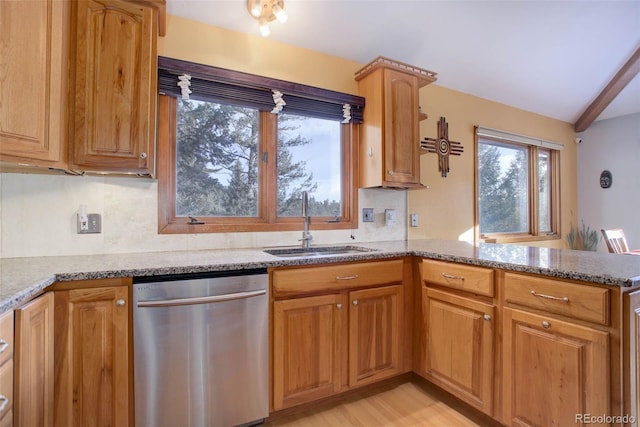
300 191 313 249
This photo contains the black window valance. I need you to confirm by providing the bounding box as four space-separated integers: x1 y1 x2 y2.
158 56 365 123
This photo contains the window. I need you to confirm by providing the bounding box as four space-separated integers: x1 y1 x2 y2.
156 57 363 234
475 126 561 242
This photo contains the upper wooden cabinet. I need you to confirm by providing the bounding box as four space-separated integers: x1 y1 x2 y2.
69 0 158 175
0 0 69 168
355 57 436 188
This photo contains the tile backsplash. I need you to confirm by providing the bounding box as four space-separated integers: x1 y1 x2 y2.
0 173 407 258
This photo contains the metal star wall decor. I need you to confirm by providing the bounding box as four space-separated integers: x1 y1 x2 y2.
420 116 464 177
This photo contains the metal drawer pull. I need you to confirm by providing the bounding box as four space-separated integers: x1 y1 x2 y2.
0 395 8 413
441 273 464 281
483 314 491 321
336 303 342 310
530 290 569 303
336 275 359 281
116 299 126 307
0 340 8 353
541 321 551 329
352 300 359 306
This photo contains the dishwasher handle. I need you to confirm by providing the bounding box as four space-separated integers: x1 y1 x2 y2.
137 289 266 308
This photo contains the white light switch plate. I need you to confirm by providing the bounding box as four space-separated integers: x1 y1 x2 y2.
385 209 396 225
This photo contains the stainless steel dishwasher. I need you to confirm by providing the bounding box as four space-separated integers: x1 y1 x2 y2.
133 269 269 427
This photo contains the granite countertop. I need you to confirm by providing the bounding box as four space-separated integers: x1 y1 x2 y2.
2 239 640 315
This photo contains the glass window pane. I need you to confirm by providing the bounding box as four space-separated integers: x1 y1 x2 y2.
478 140 529 234
175 100 260 217
276 114 342 217
538 149 551 233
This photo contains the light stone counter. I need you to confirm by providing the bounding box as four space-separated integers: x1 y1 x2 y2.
1 239 640 314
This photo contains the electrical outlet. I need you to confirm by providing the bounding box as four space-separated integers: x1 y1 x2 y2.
410 213 419 227
78 213 102 234
363 208 374 222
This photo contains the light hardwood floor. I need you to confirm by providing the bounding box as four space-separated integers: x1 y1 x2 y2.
265 375 499 427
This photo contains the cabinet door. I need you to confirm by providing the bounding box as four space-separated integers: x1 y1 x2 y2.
0 310 12 426
383 69 420 186
625 290 640 424
503 307 609 427
71 0 157 174
14 292 54 427
54 286 129 427
349 285 403 387
0 0 67 167
420 287 494 415
273 294 346 410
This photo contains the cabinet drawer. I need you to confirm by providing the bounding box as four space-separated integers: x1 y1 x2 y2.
504 273 610 325
0 312 13 367
272 260 403 296
421 259 494 297
0 359 13 420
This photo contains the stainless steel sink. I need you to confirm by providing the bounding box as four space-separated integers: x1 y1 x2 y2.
264 245 377 258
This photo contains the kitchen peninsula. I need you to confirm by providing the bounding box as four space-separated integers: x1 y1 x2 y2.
2 239 640 310
1 239 639 427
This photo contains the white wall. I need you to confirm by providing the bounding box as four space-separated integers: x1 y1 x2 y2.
0 173 407 258
577 113 640 252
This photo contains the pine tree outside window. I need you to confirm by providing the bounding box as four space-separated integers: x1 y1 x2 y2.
475 127 561 243
156 58 362 234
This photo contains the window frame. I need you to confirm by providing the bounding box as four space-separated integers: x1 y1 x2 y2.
157 95 359 234
475 131 561 244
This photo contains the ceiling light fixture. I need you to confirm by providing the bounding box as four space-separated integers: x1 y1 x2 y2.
247 0 288 37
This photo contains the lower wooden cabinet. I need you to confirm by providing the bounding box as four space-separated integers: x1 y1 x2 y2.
0 311 14 426
271 260 407 411
14 292 54 427
272 285 404 411
53 284 129 427
502 307 609 427
272 294 346 410
349 285 403 387
624 289 640 424
419 287 495 416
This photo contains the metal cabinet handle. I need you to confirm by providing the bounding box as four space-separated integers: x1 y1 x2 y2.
541 321 551 329
442 273 465 281
116 299 126 307
336 275 359 281
483 314 491 321
0 395 9 413
388 170 394 176
352 300 359 306
530 290 569 303
336 303 342 310
0 340 8 353
139 152 148 159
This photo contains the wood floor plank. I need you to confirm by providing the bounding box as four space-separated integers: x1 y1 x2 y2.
265 376 498 427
